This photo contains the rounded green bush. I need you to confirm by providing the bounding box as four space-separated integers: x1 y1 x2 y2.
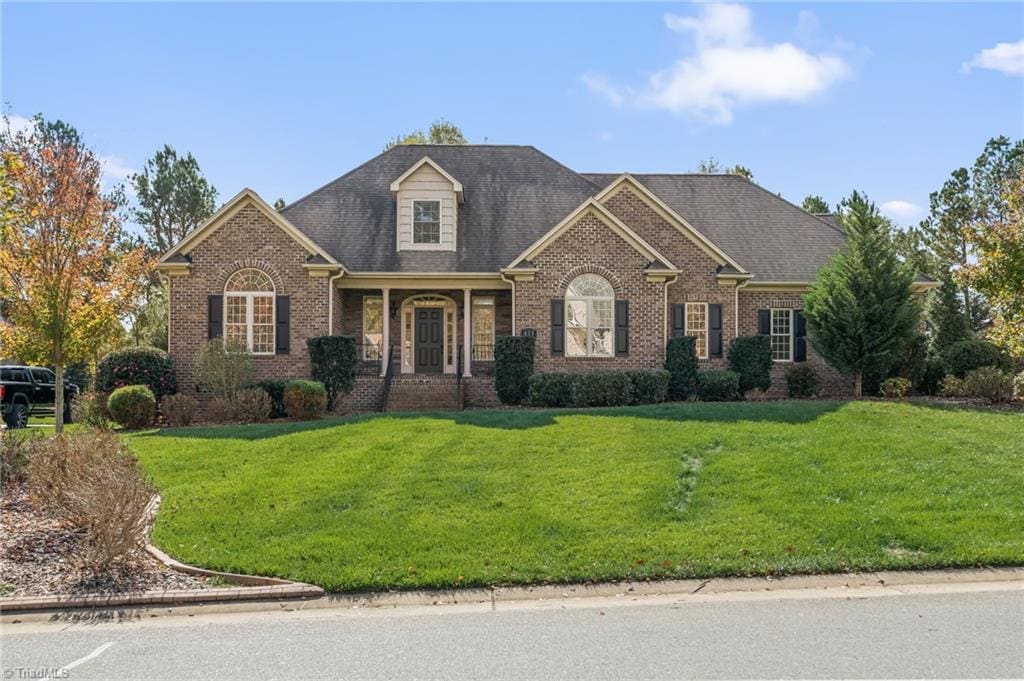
528 373 576 408
283 380 328 420
97 346 177 400
879 377 912 398
727 335 773 393
495 336 535 405
697 369 740 402
944 340 1011 378
574 372 632 407
963 367 1014 404
786 365 819 398
107 385 157 429
626 370 670 405
665 337 699 400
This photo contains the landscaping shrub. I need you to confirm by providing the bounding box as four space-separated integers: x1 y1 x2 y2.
945 339 1012 378
727 335 773 394
194 338 253 399
963 367 1014 404
917 355 947 396
665 336 699 400
697 370 740 401
939 375 967 398
255 379 288 418
283 380 328 420
160 393 197 427
786 365 819 398
627 369 670 405
1 430 41 483
879 377 912 398
307 336 358 408
234 387 273 423
494 335 535 405
72 392 111 430
528 373 576 408
206 397 238 424
96 346 177 400
27 430 154 568
107 385 157 430
1015 371 1024 401
574 372 633 407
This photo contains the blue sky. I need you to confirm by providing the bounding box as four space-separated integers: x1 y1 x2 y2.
3 2 1022 227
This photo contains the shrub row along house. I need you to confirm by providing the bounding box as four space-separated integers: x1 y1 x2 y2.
157 145 936 410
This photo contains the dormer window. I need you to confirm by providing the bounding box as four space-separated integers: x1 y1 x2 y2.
413 200 441 244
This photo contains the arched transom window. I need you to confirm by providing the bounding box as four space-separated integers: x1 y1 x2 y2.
224 269 275 355
565 273 614 357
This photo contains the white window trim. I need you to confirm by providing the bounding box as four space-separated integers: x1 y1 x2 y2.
411 199 442 245
223 292 275 356
770 308 794 363
565 280 615 358
685 302 709 360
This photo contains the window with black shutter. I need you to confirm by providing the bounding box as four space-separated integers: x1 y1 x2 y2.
615 300 629 356
794 309 807 362
671 304 685 338
708 303 723 358
275 296 290 355
208 295 223 340
550 299 565 356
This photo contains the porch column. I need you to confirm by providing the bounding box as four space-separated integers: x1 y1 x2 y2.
463 288 472 377
380 287 390 377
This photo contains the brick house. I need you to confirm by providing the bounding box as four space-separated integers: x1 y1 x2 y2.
158 145 935 410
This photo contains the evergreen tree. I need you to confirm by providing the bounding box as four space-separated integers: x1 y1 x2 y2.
926 276 972 355
802 195 830 214
803 191 920 397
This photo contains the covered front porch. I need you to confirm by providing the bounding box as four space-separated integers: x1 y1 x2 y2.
333 277 512 378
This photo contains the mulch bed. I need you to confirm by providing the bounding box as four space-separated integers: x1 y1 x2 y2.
0 481 212 598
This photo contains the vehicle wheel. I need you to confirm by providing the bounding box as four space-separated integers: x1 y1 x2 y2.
6 403 28 429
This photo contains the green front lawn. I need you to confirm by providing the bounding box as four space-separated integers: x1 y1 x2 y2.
129 401 1024 592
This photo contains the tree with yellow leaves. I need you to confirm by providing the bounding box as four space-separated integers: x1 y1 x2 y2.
1 115 151 432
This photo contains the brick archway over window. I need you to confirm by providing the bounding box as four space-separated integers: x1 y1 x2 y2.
557 265 623 296
214 259 285 292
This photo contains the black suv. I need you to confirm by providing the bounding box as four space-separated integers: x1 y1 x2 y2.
0 365 79 429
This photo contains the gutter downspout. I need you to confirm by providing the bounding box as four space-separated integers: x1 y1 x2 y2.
327 269 345 335
500 273 517 334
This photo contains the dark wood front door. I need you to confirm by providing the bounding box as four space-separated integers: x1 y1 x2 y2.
415 308 444 374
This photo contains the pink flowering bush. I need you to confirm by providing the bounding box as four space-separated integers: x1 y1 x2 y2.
96 347 178 400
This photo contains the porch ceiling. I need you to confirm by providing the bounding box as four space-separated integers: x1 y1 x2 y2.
335 273 511 290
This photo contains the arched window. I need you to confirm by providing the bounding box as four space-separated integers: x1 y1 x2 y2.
224 269 275 354
565 273 614 357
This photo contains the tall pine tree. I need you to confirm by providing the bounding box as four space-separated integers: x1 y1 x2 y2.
926 276 972 355
803 191 920 397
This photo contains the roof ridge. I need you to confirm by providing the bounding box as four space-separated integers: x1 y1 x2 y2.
523 146 605 190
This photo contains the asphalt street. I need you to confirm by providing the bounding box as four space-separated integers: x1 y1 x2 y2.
2 585 1022 680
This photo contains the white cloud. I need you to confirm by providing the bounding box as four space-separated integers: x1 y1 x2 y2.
583 3 851 124
98 155 137 188
4 114 36 136
881 200 922 221
962 40 1024 76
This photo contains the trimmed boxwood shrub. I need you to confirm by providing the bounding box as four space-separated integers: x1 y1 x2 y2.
107 385 157 429
939 374 967 398
945 339 1012 378
727 335 772 394
963 366 1014 403
283 380 328 420
696 370 740 401
574 372 633 407
528 373 576 408
665 336 699 400
626 369 670 405
307 336 358 408
786 365 819 398
96 346 177 400
255 379 288 418
495 335 535 405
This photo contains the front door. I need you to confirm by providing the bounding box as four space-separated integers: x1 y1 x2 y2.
415 308 444 373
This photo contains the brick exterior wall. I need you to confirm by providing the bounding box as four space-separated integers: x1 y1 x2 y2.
168 203 330 392
333 376 386 412
462 376 501 408
515 210 666 373
601 186 734 370
736 290 854 398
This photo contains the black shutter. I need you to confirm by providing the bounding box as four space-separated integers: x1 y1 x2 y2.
275 296 290 355
208 295 223 340
794 309 807 362
550 299 565 356
709 304 723 358
671 304 685 339
757 309 771 335
615 300 629 357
